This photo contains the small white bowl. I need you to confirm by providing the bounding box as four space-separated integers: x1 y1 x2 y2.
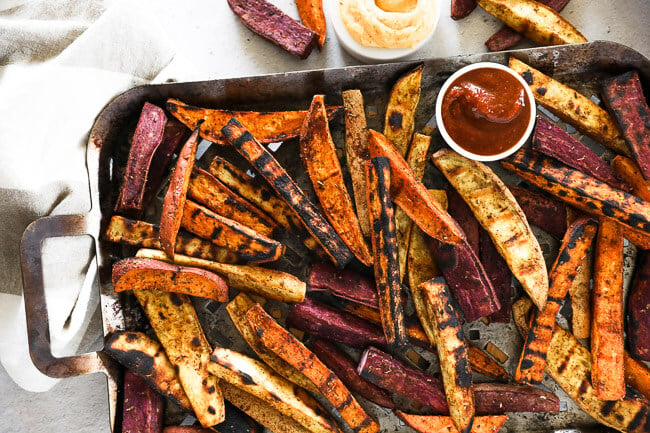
329 0 440 64
435 62 537 162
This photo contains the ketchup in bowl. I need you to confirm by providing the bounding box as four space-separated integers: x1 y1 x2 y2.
436 62 536 161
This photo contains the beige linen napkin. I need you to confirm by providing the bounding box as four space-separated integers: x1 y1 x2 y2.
0 0 174 392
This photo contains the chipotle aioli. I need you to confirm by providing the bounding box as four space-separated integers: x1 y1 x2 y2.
441 67 531 156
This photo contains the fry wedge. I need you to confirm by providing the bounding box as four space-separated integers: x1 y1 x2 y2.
160 124 201 259
245 304 379 433
103 331 193 411
628 250 650 360
502 149 650 234
512 297 650 433
366 156 409 348
300 95 372 266
625 352 650 401
508 58 629 155
592 218 625 400
395 133 431 281
395 412 507 433
222 118 353 267
188 168 277 237
568 251 592 339
226 293 317 392
207 348 340 433
122 369 164 433
135 248 304 303
295 0 326 47
383 65 423 157
467 346 509 382
134 289 224 427
181 200 285 263
514 217 597 384
613 156 650 202
476 0 586 46
368 130 464 244
105 215 240 263
451 0 478 20
167 99 341 145
208 156 322 254
417 278 475 433
112 257 229 302
342 89 371 238
507 185 567 239
433 148 548 309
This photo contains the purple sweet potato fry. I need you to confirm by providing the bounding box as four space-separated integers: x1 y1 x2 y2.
480 227 513 323
122 369 165 433
473 382 560 414
308 262 378 309
601 71 650 179
451 0 477 20
508 185 567 239
311 339 395 409
533 116 631 191
428 237 501 322
227 0 318 59
627 250 650 361
447 189 479 254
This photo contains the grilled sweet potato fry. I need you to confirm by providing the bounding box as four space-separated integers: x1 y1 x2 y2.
226 293 317 392
625 352 650 400
116 103 168 217
433 149 548 309
508 58 629 155
122 369 164 433
136 248 304 303
188 168 277 237
366 156 408 348
395 133 432 280
417 278 475 433
513 297 650 433
181 200 284 263
473 382 559 414
448 189 479 254
427 236 501 322
507 185 567 239
308 262 377 308
395 412 507 433
467 346 509 381
358 346 448 413
208 156 322 254
368 130 464 244
160 124 201 259
310 339 395 409
501 149 650 233
628 250 650 360
295 0 326 47
383 65 423 157
105 216 240 263
612 156 650 202
485 0 569 51
568 251 592 339
112 257 229 302
207 348 339 433
104 331 192 411
227 0 318 59
533 116 631 191
222 118 353 267
301 95 372 266
451 0 477 20
167 99 341 146
480 228 513 323
477 0 585 46
342 90 371 238
514 217 597 384
220 383 312 433
134 289 224 427
246 304 379 433
601 71 650 179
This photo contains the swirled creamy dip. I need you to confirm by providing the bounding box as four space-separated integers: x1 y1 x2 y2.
339 0 437 49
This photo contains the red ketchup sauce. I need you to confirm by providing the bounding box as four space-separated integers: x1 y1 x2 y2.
441 67 531 156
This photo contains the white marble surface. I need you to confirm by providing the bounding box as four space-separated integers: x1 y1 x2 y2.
1 0 649 432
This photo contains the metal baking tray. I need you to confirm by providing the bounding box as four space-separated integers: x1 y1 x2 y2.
20 40 650 433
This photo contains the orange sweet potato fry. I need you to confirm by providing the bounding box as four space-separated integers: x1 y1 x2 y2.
167 98 341 145
468 346 509 382
295 0 326 47
160 124 201 259
395 411 507 433
300 95 372 266
367 129 464 244
112 257 228 302
612 155 650 202
625 351 650 401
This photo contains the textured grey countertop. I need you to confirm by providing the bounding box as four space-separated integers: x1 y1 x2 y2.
1 0 649 432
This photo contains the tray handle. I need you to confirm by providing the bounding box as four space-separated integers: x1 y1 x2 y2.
20 213 110 378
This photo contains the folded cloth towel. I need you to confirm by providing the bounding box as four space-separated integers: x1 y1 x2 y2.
0 0 174 392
